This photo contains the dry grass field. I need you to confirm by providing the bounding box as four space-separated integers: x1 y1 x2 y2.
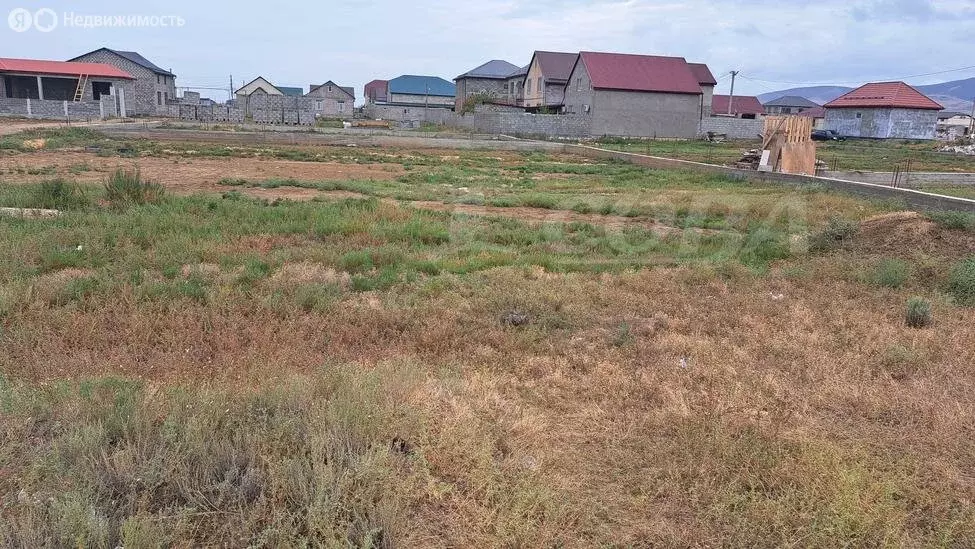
1 128 974 547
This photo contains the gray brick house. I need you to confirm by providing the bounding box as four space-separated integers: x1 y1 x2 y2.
563 51 705 138
69 48 175 116
824 82 942 139
305 81 355 118
453 59 521 111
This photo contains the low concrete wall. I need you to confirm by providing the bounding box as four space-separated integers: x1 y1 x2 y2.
0 96 119 121
100 127 567 152
698 116 764 139
566 145 975 213
823 170 975 187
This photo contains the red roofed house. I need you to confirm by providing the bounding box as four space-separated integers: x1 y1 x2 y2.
824 81 943 139
0 57 134 118
563 52 706 138
711 95 764 119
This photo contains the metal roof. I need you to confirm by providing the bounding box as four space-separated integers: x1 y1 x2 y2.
277 86 304 97
0 57 135 79
70 48 174 77
796 106 826 118
455 60 521 80
388 75 455 97
764 95 820 108
531 51 577 82
711 94 764 115
579 52 702 95
687 63 717 86
824 82 943 110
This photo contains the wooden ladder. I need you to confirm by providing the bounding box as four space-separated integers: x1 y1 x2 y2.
73 75 88 102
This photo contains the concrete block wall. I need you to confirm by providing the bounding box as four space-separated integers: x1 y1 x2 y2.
826 108 938 140
698 116 765 139
0 96 118 120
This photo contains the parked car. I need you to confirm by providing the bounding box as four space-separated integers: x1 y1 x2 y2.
812 129 845 141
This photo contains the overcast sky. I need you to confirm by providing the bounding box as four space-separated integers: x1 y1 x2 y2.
3 0 974 102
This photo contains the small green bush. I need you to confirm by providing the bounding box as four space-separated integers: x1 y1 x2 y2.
740 226 790 266
868 258 911 288
30 179 91 210
946 257 975 306
808 217 858 252
926 211 975 232
905 297 932 328
104 169 164 207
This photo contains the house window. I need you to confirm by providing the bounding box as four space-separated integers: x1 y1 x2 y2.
157 91 162 105
338 101 345 112
315 99 323 111
503 83 509 92
527 80 532 93
537 77 542 92
856 112 862 119
163 92 168 103
576 78 581 92
156 75 160 84
328 85 332 92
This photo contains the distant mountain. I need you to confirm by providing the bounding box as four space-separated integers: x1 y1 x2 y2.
916 77 975 101
757 77 975 113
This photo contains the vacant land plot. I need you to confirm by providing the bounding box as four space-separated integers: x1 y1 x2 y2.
596 136 975 173
1 128 974 547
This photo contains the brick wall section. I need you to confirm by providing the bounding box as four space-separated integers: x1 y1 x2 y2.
70 50 175 116
826 107 938 139
388 93 454 107
698 116 765 139
0 96 118 120
454 77 508 111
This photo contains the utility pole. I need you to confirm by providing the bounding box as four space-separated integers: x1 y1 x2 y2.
727 70 739 115
229 75 234 102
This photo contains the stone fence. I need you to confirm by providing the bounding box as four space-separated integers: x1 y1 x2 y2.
166 94 316 126
0 95 121 121
698 116 765 139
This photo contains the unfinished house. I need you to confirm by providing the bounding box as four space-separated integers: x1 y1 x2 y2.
504 66 528 107
824 82 943 139
69 48 174 116
0 57 134 119
364 79 388 105
523 51 578 110
453 60 522 111
563 52 704 138
711 95 764 119
305 81 355 118
688 62 717 118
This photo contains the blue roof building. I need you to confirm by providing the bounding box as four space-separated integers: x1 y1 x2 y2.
388 75 455 97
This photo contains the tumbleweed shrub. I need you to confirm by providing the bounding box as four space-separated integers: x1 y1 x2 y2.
808 217 858 252
867 258 911 288
905 297 932 328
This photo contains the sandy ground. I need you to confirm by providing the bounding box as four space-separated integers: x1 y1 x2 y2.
0 150 403 194
0 150 692 232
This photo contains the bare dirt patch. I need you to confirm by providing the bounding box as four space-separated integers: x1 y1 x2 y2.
854 211 975 258
0 151 403 194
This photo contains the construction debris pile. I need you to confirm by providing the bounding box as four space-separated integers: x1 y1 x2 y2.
939 143 975 155
736 149 762 169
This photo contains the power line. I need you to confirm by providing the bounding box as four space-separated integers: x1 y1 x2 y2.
740 64 975 87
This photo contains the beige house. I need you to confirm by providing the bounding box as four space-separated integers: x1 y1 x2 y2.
234 76 283 101
523 51 578 110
